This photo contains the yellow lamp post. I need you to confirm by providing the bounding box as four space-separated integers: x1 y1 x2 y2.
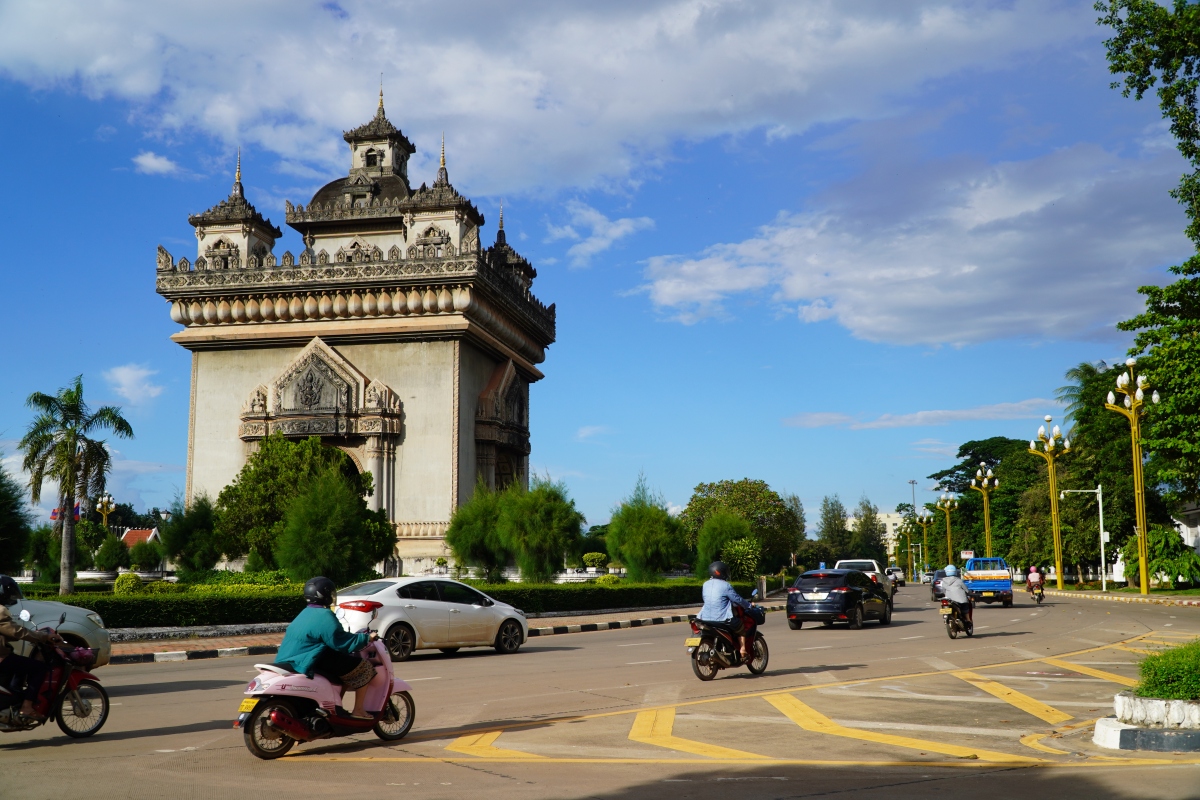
1029 414 1070 590
94 492 116 530
914 509 934 573
936 493 958 566
1104 358 1160 595
969 463 999 557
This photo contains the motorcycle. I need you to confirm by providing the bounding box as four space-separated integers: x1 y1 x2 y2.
0 610 109 738
685 591 769 681
237 631 415 759
1031 583 1045 604
940 598 973 639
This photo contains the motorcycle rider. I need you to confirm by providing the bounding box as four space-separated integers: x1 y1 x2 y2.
939 565 973 628
1027 565 1044 595
274 576 386 719
0 575 65 721
698 561 753 660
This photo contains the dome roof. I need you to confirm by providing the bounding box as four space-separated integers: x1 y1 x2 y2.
308 173 411 208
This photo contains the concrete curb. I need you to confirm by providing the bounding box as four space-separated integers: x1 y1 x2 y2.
1044 590 1200 608
107 603 787 664
1094 716 1200 751
108 623 290 643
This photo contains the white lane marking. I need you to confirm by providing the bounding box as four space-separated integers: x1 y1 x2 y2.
1164 623 1174 627
900 636 923 640
617 643 654 647
976 626 990 630
155 750 175 753
922 656 959 671
804 671 840 685
626 660 671 665
405 677 442 681
1010 619 1021 622
801 645 832 650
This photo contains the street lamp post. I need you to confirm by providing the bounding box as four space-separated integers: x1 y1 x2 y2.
1029 414 1070 590
1060 485 1107 592
914 510 934 572
936 493 958 566
95 492 116 530
1104 358 1161 595
969 463 999 557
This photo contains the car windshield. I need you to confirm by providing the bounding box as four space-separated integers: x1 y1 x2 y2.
796 573 845 588
338 580 396 597
838 561 876 571
970 559 1006 571
934 571 947 579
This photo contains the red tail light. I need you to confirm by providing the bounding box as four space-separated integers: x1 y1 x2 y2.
940 599 950 606
787 587 800 593
869 574 879 583
690 620 700 633
338 600 383 613
829 586 850 593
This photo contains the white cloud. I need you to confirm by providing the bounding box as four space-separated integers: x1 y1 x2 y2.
103 364 164 406
644 144 1191 343
911 439 959 458
0 1 1096 195
575 425 609 442
132 150 179 175
550 202 653 267
786 398 1056 430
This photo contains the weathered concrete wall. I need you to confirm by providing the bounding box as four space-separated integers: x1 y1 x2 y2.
457 341 503 505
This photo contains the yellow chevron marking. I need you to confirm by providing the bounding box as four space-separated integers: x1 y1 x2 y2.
628 708 769 760
1043 658 1138 687
445 730 543 759
953 671 1073 725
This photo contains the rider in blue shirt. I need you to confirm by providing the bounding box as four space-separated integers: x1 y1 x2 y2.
698 561 752 659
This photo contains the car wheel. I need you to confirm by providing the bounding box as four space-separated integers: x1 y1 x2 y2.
494 620 522 654
879 601 893 625
1002 599 1012 608
787 619 803 630
384 623 416 661
848 604 864 630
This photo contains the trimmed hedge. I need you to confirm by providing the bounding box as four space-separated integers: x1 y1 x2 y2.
34 591 306 628
1137 640 1200 700
468 581 755 614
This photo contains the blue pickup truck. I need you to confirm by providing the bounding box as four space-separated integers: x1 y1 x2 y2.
962 557 1013 607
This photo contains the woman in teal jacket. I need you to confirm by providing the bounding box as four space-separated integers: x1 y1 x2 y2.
275 576 383 718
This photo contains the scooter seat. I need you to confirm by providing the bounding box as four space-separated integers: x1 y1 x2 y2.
254 663 295 676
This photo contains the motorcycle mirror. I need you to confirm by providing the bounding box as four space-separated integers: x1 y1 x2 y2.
58 612 67 627
751 589 759 599
19 609 31 622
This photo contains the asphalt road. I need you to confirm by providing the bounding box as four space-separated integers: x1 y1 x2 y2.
3 587 1199 800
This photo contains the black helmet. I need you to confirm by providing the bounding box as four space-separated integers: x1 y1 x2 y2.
0 575 19 606
708 561 729 580
303 576 336 607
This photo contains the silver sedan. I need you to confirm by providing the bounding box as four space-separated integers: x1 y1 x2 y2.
6 586 111 667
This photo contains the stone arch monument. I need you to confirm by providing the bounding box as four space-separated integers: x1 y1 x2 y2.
155 96 555 564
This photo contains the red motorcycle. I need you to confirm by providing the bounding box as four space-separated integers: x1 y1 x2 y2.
0 614 109 738
685 592 769 681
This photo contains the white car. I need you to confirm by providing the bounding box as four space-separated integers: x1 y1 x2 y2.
334 577 528 661
4 585 111 667
834 559 896 599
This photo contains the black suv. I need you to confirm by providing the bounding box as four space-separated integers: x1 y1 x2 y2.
786 569 892 630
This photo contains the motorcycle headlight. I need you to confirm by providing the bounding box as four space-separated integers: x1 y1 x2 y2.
86 613 105 628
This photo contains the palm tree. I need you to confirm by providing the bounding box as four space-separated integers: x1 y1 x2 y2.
1056 360 1108 436
19 376 133 594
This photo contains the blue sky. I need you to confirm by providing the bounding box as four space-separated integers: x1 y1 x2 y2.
0 1 1191 527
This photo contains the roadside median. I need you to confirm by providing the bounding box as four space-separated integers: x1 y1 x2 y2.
1044 590 1200 608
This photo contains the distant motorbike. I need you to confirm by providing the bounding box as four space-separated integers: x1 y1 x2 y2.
0 611 109 738
1031 583 1045 604
685 591 769 681
238 626 415 759
940 598 974 640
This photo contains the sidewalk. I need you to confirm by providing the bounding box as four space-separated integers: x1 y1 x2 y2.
108 602 786 665
1045 589 1200 608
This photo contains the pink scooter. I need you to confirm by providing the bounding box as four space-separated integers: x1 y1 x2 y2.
236 636 415 759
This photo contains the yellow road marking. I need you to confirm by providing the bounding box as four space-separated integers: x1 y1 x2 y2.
1019 733 1069 755
1043 658 1138 687
952 671 1072 725
628 708 769 760
292 755 1200 766
763 693 1042 764
445 731 543 759
1115 645 1162 656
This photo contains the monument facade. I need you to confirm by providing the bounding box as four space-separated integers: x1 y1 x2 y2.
155 95 555 569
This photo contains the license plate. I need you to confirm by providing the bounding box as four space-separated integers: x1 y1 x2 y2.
939 607 952 615
684 637 701 647
982 592 995 597
803 593 828 601
238 698 259 713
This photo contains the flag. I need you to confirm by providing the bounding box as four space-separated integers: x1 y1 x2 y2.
50 508 59 521
73 503 80 521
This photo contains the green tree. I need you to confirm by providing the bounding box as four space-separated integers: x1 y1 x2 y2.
680 479 801 571
497 477 585 583
216 434 371 567
606 476 684 582
445 481 510 582
19 376 133 594
274 466 394 586
129 540 163 571
0 453 32 575
848 496 887 563
94 534 130 572
24 525 58 583
74 520 108 562
815 495 851 561
694 511 754 578
159 495 222 574
1120 524 1200 589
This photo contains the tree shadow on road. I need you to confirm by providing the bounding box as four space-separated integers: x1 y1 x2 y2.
107 679 247 698
0 719 232 751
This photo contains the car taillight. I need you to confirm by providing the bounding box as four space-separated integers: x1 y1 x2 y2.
829 586 850 593
787 587 800 593
869 574 878 583
338 600 383 612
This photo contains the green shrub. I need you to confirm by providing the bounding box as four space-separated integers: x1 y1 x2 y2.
179 568 294 586
606 476 683 583
466 581 754 614
160 495 222 573
112 573 142 595
57 590 306 628
143 581 189 594
129 540 163 571
1136 640 1200 700
94 535 130 571
593 574 621 586
695 511 753 578
723 537 761 582
583 552 608 569
498 478 585 583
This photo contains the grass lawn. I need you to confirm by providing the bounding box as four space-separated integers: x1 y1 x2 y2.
1049 581 1200 595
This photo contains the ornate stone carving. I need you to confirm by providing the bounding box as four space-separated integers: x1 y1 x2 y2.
157 245 174 271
